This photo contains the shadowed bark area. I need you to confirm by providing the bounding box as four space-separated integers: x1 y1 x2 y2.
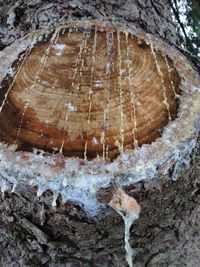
0 1 200 266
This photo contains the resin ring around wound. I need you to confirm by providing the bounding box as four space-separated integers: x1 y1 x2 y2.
0 21 199 213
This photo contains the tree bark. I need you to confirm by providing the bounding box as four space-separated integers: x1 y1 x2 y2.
0 1 200 267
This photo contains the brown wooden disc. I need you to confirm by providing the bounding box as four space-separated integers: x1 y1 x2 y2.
0 23 181 161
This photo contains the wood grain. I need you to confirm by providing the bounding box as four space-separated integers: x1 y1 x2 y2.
0 23 181 161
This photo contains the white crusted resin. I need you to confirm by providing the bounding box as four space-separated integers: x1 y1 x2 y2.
0 21 199 215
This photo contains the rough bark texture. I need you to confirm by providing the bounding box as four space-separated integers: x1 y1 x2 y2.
0 0 180 49
0 1 200 266
1 145 200 267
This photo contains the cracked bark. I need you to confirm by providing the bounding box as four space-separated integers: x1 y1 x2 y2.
0 1 200 266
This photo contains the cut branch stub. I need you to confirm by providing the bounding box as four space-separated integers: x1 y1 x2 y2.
0 21 199 214
0 22 181 162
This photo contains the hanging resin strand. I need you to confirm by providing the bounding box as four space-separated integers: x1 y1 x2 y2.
109 189 140 267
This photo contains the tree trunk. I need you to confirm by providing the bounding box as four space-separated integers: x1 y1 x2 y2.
0 1 200 266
